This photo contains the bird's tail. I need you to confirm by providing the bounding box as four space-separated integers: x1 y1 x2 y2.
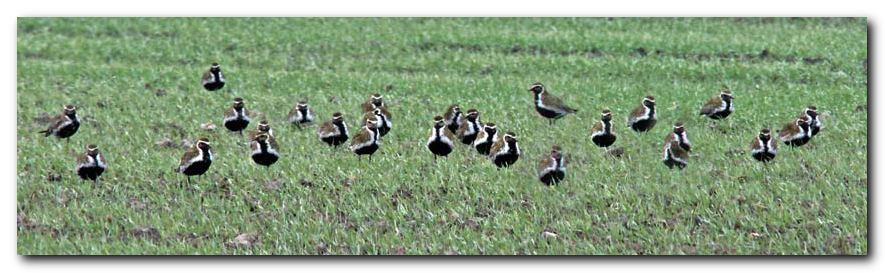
38 130 49 137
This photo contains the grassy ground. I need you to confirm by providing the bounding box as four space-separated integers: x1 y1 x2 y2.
16 18 867 255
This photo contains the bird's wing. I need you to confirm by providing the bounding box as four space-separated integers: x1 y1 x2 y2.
699 96 722 115
544 93 577 113
590 120 603 134
201 70 212 84
179 147 199 168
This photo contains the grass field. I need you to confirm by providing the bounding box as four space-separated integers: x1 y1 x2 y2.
16 18 867 255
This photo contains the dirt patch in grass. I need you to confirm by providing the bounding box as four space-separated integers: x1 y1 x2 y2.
17 211 62 239
225 233 260 249
128 226 162 241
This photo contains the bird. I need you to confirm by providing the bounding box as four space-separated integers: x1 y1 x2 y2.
443 104 463 134
590 109 617 149
699 88 734 120
426 116 456 159
362 107 392 137
489 132 520 168
350 117 381 161
472 123 498 156
287 100 315 129
779 115 812 147
201 62 225 91
804 106 822 137
750 128 777 162
178 137 213 186
223 97 251 136
456 109 483 145
75 144 106 182
39 104 80 140
627 96 657 132
537 145 566 186
361 93 385 113
662 140 689 170
318 112 349 148
528 82 578 125
664 122 692 152
250 133 280 168
247 120 273 140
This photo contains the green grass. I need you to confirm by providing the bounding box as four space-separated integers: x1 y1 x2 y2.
16 18 867 255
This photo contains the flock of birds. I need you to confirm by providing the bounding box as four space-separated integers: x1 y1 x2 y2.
38 63 824 187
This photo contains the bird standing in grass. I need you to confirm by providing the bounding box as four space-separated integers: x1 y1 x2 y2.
779 115 812 147
472 123 498 156
287 100 315 129
627 96 657 133
590 109 617 149
662 140 689 170
75 144 106 182
664 122 692 152
456 109 483 145
443 104 463 134
750 128 777 162
350 118 381 161
537 145 566 186
223 97 251 136
699 88 734 120
178 137 213 186
529 82 578 125
248 120 274 140
803 106 822 137
361 93 385 113
250 133 279 168
318 112 349 148
40 104 80 141
201 63 225 91
426 116 456 159
363 108 392 138
489 132 520 168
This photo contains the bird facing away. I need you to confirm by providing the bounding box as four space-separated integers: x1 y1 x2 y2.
250 133 280 168
288 100 315 128
472 123 499 156
318 112 349 147
529 82 578 125
779 115 812 147
664 122 692 152
489 132 520 168
350 117 381 161
804 106 822 137
40 104 80 139
223 97 251 135
75 144 106 181
590 109 617 148
426 115 456 158
750 128 777 162
456 109 483 145
201 63 225 91
361 93 385 113
443 104 463 134
178 138 213 184
627 96 657 132
662 140 689 170
699 88 734 120
248 120 274 140
537 145 566 186
362 108 392 137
